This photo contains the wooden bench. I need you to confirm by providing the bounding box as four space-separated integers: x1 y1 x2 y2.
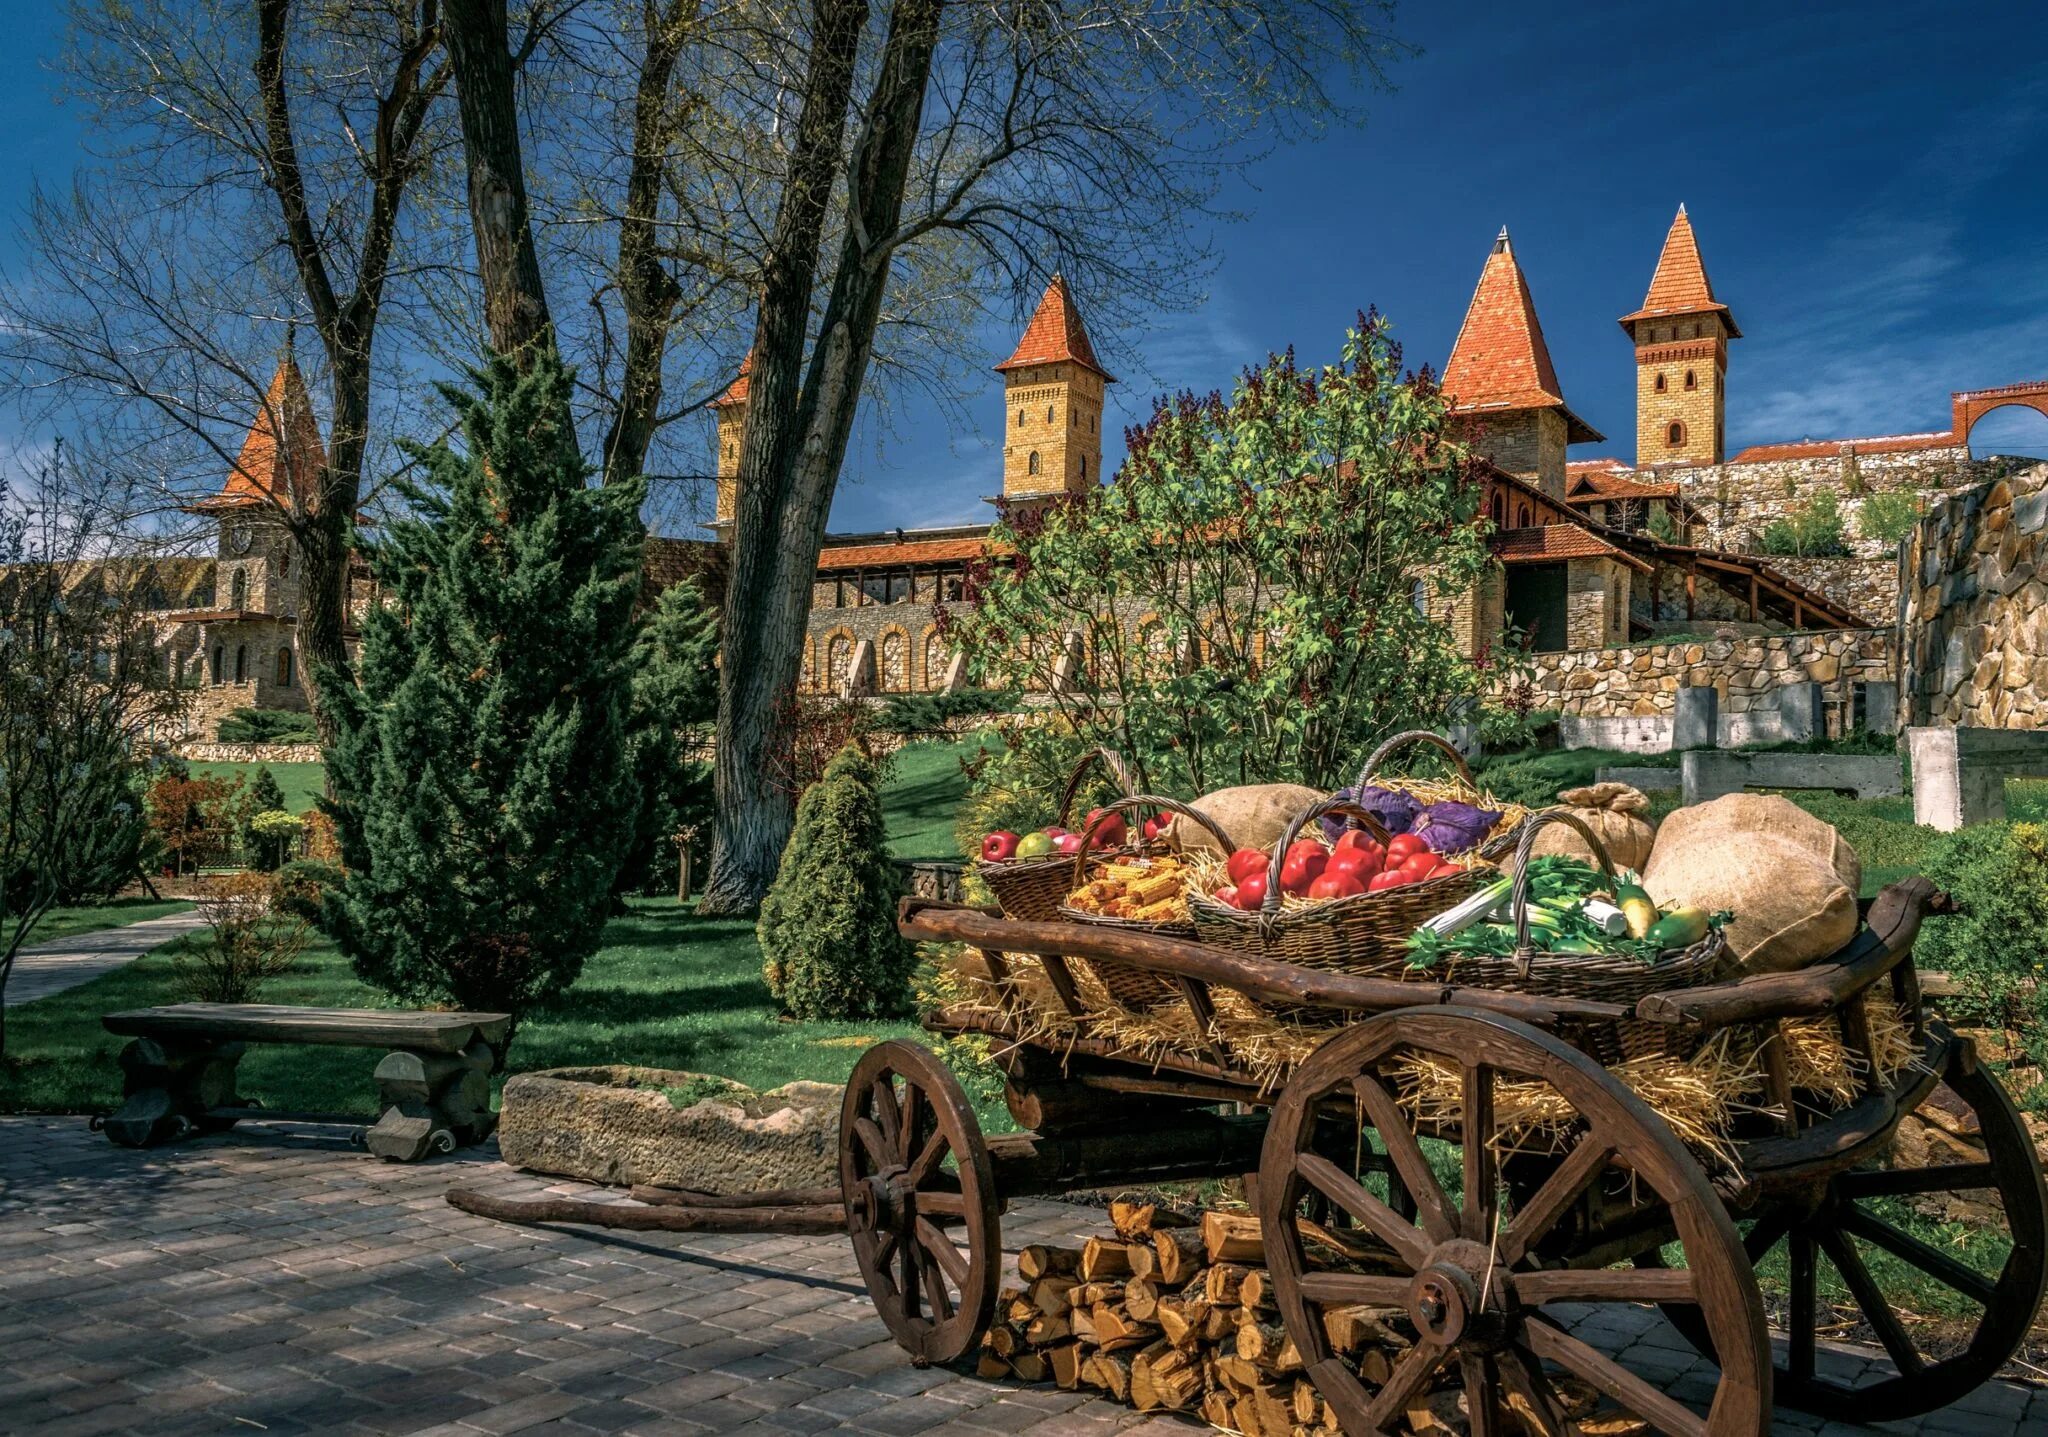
99 1003 511 1162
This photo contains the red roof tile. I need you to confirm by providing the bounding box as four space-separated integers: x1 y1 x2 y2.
710 351 751 409
1490 523 1641 566
1619 205 1740 336
1443 230 1600 443
1730 431 1960 463
814 536 992 572
995 275 1113 380
193 358 327 512
1564 469 1680 501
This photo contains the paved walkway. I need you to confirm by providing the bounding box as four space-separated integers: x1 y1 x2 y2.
0 1115 2040 1437
4 911 207 1007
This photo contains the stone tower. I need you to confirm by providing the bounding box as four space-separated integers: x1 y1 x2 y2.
1620 205 1740 468
709 351 751 527
190 354 326 619
994 275 1113 500
1442 228 1601 499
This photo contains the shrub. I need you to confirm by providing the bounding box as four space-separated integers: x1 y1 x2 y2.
216 707 316 743
1857 490 1925 547
240 766 288 867
145 771 245 875
275 859 344 931
870 687 1020 737
756 745 915 1020
1644 505 1679 542
770 694 895 799
1759 492 1849 557
1916 823 2048 1042
174 871 310 1003
246 810 304 871
616 580 718 898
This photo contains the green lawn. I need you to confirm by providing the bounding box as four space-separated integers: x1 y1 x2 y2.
881 736 990 862
22 897 194 947
187 760 328 813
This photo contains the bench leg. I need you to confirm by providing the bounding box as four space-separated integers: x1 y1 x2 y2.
103 1038 246 1148
366 1039 496 1161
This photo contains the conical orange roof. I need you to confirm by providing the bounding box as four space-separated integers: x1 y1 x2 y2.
191 357 327 512
1619 205 1740 337
1443 229 1600 443
710 350 751 408
994 274 1113 381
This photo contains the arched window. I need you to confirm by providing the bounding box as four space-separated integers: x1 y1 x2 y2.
1045 404 1055 423
1683 370 1697 391
210 645 223 683
229 569 248 609
923 630 947 690
826 633 852 691
279 549 290 579
1017 407 1025 426
1027 451 1041 476
879 630 908 692
1490 491 1505 525
1667 421 1686 448
233 645 247 683
275 645 294 688
1411 579 1429 616
1516 502 1532 528
1654 373 1667 394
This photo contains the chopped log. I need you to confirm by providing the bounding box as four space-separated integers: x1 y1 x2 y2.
1573 1415 1650 1437
1205 1263 1251 1306
1031 1275 1079 1315
977 1350 1010 1380
1009 1350 1049 1384
1092 1304 1160 1351
1214 1354 1265 1392
1322 1303 1411 1352
1085 1350 1132 1401
1072 1281 1124 1307
1202 1211 1266 1264
1405 1390 1466 1436
1155 1295 1203 1348
1151 1227 1206 1286
1123 1275 1161 1322
1068 1307 1097 1343
1006 1295 1038 1325
1234 1319 1303 1373
1019 1244 1081 1280
1123 1242 1159 1280
1080 1236 1132 1282
1131 1342 1203 1412
1200 1390 1236 1429
1358 1348 1395 1386
987 1323 1025 1358
1292 1379 1321 1426
1238 1268 1280 1312
1024 1312 1070 1346
1200 1302 1238 1344
1231 1380 1295 1437
1048 1341 1083 1391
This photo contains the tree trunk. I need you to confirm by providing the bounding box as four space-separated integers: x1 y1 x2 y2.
443 0 554 360
697 0 940 913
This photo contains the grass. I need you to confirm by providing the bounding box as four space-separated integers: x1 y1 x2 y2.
21 897 193 947
187 760 328 814
879 736 990 863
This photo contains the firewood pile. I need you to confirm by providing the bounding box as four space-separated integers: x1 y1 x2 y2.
977 1203 1618 1437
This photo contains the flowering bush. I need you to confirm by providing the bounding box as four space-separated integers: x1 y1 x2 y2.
174 871 310 1004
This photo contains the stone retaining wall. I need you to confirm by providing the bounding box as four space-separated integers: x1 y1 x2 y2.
1763 556 1901 627
1509 628 1893 720
1900 462 2048 728
174 741 324 764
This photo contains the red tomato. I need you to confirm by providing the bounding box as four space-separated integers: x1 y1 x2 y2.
1335 831 1385 864
1398 850 1440 876
1307 872 1367 901
1226 848 1270 884
1285 838 1328 864
1367 869 1409 891
1386 833 1429 859
1326 848 1380 883
1213 884 1239 909
1233 871 1270 909
1278 850 1326 895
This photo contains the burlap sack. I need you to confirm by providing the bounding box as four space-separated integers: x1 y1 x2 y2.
1528 783 1657 872
1165 783 1322 858
1642 794 1861 973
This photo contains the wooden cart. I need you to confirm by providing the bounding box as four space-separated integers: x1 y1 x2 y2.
840 878 2048 1437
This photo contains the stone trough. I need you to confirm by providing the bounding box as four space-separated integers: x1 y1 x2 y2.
496 1066 841 1193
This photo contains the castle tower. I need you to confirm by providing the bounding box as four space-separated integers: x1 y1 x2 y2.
1620 205 1740 468
993 275 1114 500
1442 229 1600 499
709 351 751 527
187 354 327 618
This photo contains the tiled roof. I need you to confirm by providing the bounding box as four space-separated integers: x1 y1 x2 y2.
195 358 327 512
1443 230 1601 444
814 536 992 572
158 609 292 624
710 351 751 409
1491 523 1648 570
995 275 1113 380
1619 205 1740 337
1565 458 1632 475
1564 469 1681 501
1730 431 1960 463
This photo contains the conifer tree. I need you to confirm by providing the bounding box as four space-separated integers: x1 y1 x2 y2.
616 579 719 897
321 350 646 1034
756 744 914 1020
241 765 288 870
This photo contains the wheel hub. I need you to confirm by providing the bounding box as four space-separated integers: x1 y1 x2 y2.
854 1166 913 1232
1410 1239 1514 1351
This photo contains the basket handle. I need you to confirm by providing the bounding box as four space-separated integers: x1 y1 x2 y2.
1505 809 1617 968
1054 746 1138 827
1068 795 1237 890
1354 728 1475 794
1259 796 1396 919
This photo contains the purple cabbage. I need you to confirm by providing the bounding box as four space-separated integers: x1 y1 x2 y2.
1411 799 1501 855
1320 784 1422 846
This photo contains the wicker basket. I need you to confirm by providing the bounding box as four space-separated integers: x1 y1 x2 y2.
1345 729 1530 863
975 747 1143 923
1187 794 1485 976
1057 796 1237 1010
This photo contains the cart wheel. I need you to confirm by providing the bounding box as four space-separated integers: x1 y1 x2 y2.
1639 1023 2048 1422
1261 1007 1770 1437
841 1040 1001 1366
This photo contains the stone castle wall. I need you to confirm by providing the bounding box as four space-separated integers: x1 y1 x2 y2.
1900 463 2048 729
1509 627 1893 720
1760 556 1901 627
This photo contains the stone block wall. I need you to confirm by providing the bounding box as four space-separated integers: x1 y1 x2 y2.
1760 556 1901 627
805 601 952 694
1900 462 2048 728
1506 627 1893 720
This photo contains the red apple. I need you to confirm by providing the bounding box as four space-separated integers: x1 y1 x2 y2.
1082 808 1128 849
980 830 1020 863
1213 884 1238 909
1398 851 1441 879
1054 832 1086 854
1307 872 1367 901
1226 847 1270 884
1367 869 1409 891
1233 871 1270 909
1386 833 1428 860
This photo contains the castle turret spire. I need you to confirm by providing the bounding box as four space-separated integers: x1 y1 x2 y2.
1621 206 1739 467
995 275 1114 500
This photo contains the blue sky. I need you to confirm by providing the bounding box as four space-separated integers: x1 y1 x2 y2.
1 1 2044 533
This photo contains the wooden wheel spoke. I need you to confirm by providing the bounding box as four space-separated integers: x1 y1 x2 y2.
1352 1074 1456 1242
1462 1063 1497 1240
1297 1271 1411 1307
1514 1266 1695 1306
920 1245 955 1321
915 1189 966 1219
1297 1152 1429 1269
1524 1317 1706 1437
905 1129 950 1191
873 1222 901 1273
1815 1227 1925 1376
899 1080 925 1159
872 1077 904 1157
1838 1203 1998 1305
1501 1136 1615 1267
915 1216 970 1288
1837 1161 1998 1201
1360 1340 1449 1433
1788 1233 1817 1380
853 1116 890 1171
1464 1354 1502 1437
1498 1346 1568 1437
1739 1211 1793 1266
